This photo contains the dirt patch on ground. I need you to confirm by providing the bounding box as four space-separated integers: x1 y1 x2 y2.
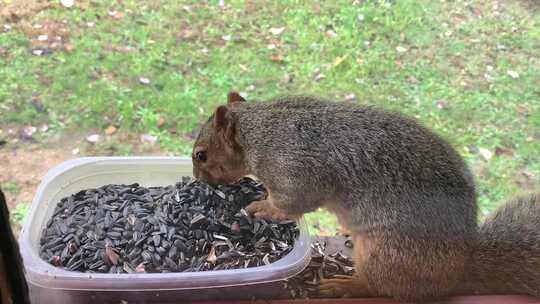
0 0 53 24
0 146 70 235
21 18 74 53
0 147 70 210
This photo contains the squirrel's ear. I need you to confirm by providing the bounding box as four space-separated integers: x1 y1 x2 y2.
227 92 246 106
213 106 235 140
213 105 230 133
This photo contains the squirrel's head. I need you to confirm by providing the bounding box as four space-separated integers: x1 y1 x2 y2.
192 92 250 185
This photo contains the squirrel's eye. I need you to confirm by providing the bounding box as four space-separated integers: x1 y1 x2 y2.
194 151 207 162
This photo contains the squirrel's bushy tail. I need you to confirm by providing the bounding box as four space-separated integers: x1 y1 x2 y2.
462 193 540 296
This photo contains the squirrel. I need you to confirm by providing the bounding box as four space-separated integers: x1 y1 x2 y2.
192 92 540 303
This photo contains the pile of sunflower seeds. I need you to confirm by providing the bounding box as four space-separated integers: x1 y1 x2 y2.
284 240 355 298
39 177 299 273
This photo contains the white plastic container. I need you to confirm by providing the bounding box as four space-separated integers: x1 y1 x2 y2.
19 157 311 303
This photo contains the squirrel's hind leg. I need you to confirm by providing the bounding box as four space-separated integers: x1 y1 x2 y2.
319 274 372 298
319 234 377 298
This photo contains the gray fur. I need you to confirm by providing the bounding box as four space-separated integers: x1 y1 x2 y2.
232 96 478 301
195 95 540 302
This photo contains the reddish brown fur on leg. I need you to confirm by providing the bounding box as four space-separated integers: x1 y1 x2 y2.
319 274 373 298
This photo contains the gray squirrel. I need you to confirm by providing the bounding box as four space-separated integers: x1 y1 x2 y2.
192 92 540 302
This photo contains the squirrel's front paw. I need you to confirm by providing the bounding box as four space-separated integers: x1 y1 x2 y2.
245 200 266 214
245 200 290 221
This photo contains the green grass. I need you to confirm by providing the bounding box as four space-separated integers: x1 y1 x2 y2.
1 0 539 231
1 181 21 194
11 203 30 226
305 209 340 236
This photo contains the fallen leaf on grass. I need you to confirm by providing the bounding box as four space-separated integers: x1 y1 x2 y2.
238 64 249 72
332 54 348 68
157 117 165 128
314 73 326 81
344 93 356 102
108 11 124 20
325 29 338 38
269 27 285 35
140 134 157 145
408 75 419 84
396 46 408 53
270 55 284 62
495 146 514 157
436 100 449 110
521 170 535 180
180 29 194 39
311 67 325 81
139 77 150 85
112 45 134 53
507 70 519 79
105 125 117 136
478 148 493 161
282 73 293 83
516 105 528 114
61 0 74 8
64 42 74 52
86 134 100 144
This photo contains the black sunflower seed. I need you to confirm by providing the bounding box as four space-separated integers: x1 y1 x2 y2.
40 177 298 274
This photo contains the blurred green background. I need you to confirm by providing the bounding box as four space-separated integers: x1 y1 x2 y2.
1 0 538 234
